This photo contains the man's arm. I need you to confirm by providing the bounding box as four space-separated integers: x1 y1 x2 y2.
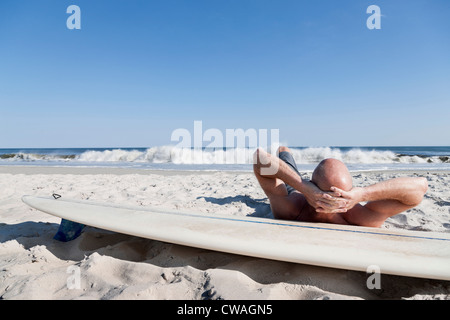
332 177 428 209
331 177 428 226
254 148 347 213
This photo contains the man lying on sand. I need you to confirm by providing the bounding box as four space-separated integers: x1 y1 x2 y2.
253 146 428 227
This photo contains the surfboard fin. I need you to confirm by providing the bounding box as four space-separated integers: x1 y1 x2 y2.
53 219 85 242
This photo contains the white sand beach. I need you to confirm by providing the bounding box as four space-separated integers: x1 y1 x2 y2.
1 166 449 300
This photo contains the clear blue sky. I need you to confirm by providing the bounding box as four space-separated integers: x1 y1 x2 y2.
1 0 449 148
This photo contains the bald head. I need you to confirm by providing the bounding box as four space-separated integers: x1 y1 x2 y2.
311 158 353 192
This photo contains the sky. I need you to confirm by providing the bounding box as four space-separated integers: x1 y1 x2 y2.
0 0 449 148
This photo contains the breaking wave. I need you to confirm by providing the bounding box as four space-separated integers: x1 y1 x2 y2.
2 146 448 165
74 146 450 165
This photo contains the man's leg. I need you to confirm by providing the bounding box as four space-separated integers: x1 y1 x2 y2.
253 147 306 220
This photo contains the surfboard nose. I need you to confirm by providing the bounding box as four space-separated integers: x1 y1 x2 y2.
22 195 32 204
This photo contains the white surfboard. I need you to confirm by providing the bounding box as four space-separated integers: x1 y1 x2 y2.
22 195 450 280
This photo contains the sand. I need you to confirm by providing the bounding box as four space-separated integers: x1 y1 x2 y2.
1 166 449 300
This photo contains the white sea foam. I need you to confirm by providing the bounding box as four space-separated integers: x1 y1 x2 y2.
289 147 418 164
76 146 258 164
1 153 74 162
1 146 448 168
74 146 441 165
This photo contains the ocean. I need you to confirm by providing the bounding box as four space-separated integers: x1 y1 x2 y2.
1 146 450 172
